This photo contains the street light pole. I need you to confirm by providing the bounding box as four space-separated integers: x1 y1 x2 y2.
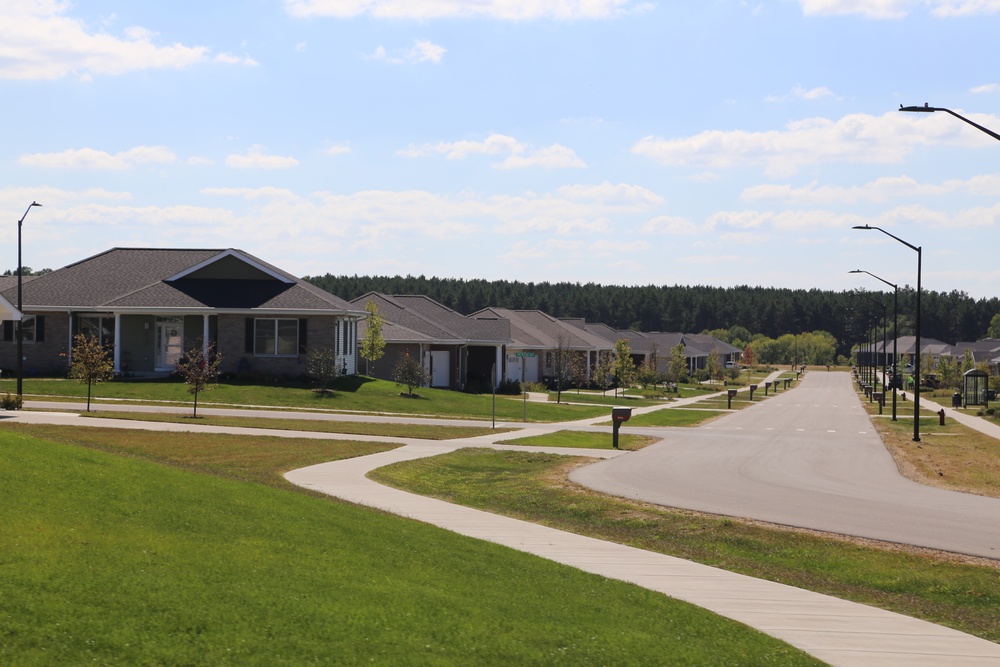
900 104 1000 142
853 225 921 442
850 270 899 421
16 202 42 399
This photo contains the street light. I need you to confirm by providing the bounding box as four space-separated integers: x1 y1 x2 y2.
16 201 41 399
850 270 899 421
854 289 885 403
852 225 921 442
900 104 1000 142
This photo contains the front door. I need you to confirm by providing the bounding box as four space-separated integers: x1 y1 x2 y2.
155 317 184 371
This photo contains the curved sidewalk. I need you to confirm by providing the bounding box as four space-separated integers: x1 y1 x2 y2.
286 440 1000 667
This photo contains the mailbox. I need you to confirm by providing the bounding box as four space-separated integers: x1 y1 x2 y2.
727 389 738 409
612 407 632 422
611 407 632 449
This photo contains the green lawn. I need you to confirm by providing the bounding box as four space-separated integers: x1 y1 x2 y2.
371 448 1000 644
607 408 723 428
15 376 609 423
497 430 659 451
0 425 819 666
83 411 509 440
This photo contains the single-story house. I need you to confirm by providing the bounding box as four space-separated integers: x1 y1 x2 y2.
0 248 366 379
351 292 510 390
470 307 614 385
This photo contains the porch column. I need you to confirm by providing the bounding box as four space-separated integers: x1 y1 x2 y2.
114 314 122 373
203 315 210 358
495 345 503 388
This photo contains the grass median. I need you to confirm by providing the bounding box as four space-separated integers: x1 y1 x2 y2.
0 424 820 666
82 410 511 441
370 447 1000 644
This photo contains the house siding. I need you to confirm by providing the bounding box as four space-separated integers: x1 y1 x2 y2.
0 311 72 376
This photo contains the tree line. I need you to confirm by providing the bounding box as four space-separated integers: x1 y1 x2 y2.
305 274 1000 357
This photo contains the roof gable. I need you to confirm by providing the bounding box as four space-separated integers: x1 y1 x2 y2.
166 250 293 283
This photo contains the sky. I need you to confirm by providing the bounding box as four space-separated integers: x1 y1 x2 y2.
3 0 1000 302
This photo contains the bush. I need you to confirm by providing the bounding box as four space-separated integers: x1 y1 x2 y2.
522 381 547 393
497 379 522 395
1 393 23 410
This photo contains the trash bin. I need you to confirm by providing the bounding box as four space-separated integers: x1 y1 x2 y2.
952 392 962 408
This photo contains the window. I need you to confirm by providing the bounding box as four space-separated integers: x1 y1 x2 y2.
3 315 44 344
254 318 300 356
79 316 115 347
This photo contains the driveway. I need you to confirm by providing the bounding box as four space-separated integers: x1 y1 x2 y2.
571 371 1000 560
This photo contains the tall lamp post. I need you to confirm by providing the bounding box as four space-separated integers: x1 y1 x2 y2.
900 104 1000 142
852 225 921 442
854 290 885 402
16 201 42 399
850 270 899 421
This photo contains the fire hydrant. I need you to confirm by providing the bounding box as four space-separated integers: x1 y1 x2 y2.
938 409 946 426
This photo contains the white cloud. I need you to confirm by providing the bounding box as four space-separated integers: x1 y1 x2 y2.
368 39 446 64
326 144 352 155
214 52 259 66
225 146 300 169
18 145 176 169
766 84 838 102
971 83 1000 94
631 111 1000 176
798 0 1000 18
285 0 652 20
399 133 586 169
0 0 251 80
640 215 701 235
742 173 1000 205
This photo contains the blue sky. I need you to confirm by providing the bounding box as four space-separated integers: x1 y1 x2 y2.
3 0 1000 300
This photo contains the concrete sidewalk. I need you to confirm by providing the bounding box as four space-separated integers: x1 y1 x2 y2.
287 442 1000 667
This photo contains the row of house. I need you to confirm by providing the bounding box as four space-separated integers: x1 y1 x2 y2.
350 292 741 390
0 247 741 389
860 336 1000 373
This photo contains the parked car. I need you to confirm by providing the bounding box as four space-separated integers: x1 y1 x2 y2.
922 373 940 389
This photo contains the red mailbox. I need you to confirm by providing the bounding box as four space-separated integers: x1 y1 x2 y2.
611 407 632 449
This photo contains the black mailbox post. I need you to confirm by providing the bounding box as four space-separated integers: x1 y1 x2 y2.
727 389 737 409
749 384 757 400
611 407 632 449
764 381 772 396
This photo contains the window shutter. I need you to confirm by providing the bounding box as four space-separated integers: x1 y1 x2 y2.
35 316 45 342
245 318 254 354
2 320 11 342
298 318 308 354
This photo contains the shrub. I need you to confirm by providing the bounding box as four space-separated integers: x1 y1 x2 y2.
1 393 22 410
497 379 522 396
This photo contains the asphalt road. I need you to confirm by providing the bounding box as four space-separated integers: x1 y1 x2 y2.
571 371 1000 560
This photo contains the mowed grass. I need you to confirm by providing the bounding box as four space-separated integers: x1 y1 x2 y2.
605 408 723 428
496 430 659 451
860 399 1000 499
83 411 509 441
0 426 821 666
16 376 608 423
370 448 1000 644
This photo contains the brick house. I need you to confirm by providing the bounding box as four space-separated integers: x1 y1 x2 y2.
0 248 366 379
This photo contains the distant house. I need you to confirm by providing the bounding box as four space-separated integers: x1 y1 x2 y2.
471 308 613 385
351 293 510 390
0 248 366 379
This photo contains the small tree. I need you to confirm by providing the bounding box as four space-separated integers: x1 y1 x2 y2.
668 343 687 387
392 352 428 397
307 347 339 393
636 357 660 389
174 340 222 418
612 339 637 397
68 333 115 412
741 345 757 371
359 302 386 375
551 336 574 404
706 349 723 385
569 352 590 394
592 352 615 396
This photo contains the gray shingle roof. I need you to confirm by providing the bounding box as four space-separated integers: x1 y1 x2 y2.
352 293 510 344
0 248 360 314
